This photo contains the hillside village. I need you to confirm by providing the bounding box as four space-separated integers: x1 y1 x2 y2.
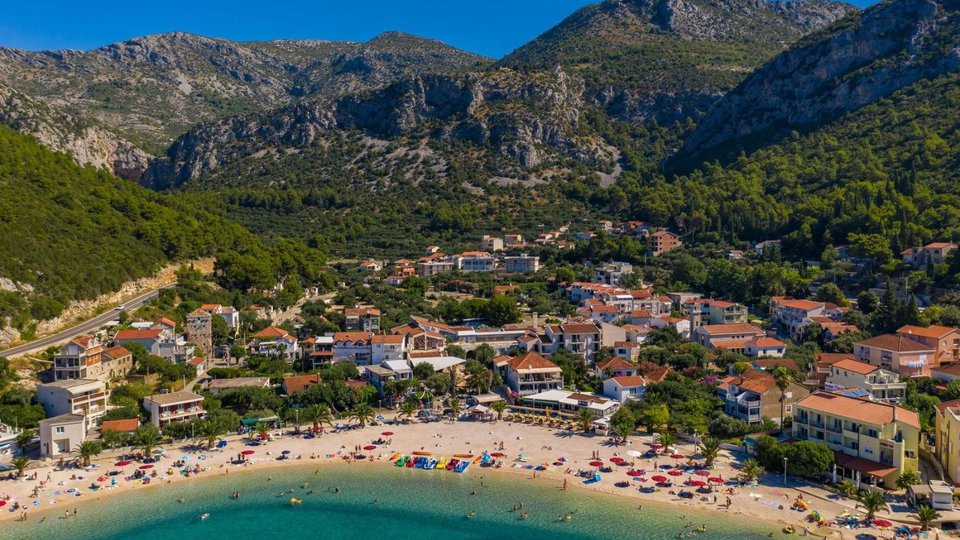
1 223 959 525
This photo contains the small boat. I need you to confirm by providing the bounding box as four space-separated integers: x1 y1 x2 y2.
782 525 795 534
436 457 448 469
447 459 459 471
455 460 470 473
289 497 302 506
395 456 409 467
199 513 210 521
388 453 400 461
454 453 474 459
406 457 416 468
425 459 437 470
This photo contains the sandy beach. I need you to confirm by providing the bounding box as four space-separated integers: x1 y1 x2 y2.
0 420 898 537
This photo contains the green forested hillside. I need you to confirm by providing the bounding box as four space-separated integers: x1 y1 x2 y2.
645 73 960 257
0 126 295 329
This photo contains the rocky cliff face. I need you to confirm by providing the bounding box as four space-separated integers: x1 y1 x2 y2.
0 84 151 178
0 31 490 152
144 66 614 188
498 0 857 124
681 0 960 159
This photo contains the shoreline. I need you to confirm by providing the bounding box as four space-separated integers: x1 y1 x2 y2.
0 421 887 537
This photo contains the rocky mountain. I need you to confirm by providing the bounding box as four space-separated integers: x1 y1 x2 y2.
0 31 490 156
680 0 960 161
0 84 150 179
144 66 619 189
497 0 857 124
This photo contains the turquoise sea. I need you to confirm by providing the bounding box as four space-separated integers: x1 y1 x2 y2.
1 463 783 539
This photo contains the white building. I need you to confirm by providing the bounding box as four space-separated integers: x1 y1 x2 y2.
603 376 648 403
144 391 206 428
504 255 540 274
39 414 87 458
593 262 633 286
37 379 108 430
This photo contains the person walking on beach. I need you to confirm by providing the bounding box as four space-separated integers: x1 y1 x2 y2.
563 479 568 491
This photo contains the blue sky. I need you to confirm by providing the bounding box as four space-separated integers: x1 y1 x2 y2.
0 1 596 59
0 0 878 59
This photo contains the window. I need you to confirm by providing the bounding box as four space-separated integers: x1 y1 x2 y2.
55 427 65 434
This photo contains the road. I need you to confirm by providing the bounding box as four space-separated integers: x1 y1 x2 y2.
0 285 175 359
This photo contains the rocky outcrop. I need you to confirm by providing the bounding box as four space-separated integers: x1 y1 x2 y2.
0 84 151 178
681 0 960 159
144 67 607 188
0 31 491 152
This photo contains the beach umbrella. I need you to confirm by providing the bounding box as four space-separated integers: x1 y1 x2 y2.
490 452 505 458
688 480 706 487
610 457 625 463
259 433 269 440
139 464 154 470
115 460 131 466
381 431 394 436
626 450 644 458
651 475 667 482
650 443 662 449
626 470 643 477
667 470 683 477
241 450 255 455
589 460 604 467
872 519 892 528
0 501 6 508
708 477 724 484
363 445 376 451
281 450 291 455
694 470 710 477
670 453 684 460
217 440 228 448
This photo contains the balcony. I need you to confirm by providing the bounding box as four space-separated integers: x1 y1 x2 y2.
827 424 842 434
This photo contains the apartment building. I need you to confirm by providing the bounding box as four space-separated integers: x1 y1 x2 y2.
455 252 497 272
769 297 826 342
54 337 133 382
896 325 960 367
504 255 540 274
37 379 109 430
345 308 382 332
793 392 919 489
502 352 563 396
144 391 207 428
718 369 809 424
825 359 906 403
854 334 936 377
593 262 633 286
934 400 960 483
650 230 681 256
692 323 765 351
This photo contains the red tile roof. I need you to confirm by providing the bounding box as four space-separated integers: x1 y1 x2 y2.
333 332 373 344
102 346 131 359
372 334 404 344
832 359 879 375
856 334 934 353
797 391 919 429
749 337 786 348
101 418 139 433
254 326 290 339
699 324 763 335
115 329 163 340
610 375 646 387
897 325 959 340
283 374 322 394
595 357 636 372
507 352 560 371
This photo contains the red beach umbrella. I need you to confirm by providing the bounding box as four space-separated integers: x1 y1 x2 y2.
139 464 154 470
610 457 625 463
589 460 604 467
872 519 892 528
651 475 668 482
115 460 131 466
708 477 724 484
667 470 683 477
650 443 663 449
688 480 706 487
241 450 255 455
694 470 710 477
490 452 505 457
0 501 6 507
626 470 642 477
381 432 394 436
670 454 684 460
363 445 377 451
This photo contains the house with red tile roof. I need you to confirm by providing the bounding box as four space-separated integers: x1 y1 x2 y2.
902 242 956 268
743 337 787 358
345 307 381 332
594 357 638 379
718 368 809 424
603 375 649 403
854 334 936 377
502 352 563 396
650 230 681 256
692 323 765 351
825 359 906 403
282 374 322 395
332 332 374 365
897 325 960 367
770 296 826 342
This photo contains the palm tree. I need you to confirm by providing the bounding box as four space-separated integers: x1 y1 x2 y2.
836 480 859 499
196 418 224 449
255 422 270 440
912 505 941 531
447 397 462 421
134 425 162 458
770 366 792 432
740 459 764 483
657 432 677 453
74 440 102 467
491 400 507 422
11 456 29 479
304 404 333 433
856 490 889 520
398 400 418 423
699 437 721 468
896 469 920 490
349 403 376 428
576 408 595 432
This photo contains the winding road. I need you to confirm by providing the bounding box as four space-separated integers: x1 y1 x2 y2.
0 285 175 359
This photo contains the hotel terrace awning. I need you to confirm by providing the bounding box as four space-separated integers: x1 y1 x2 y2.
834 452 897 479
